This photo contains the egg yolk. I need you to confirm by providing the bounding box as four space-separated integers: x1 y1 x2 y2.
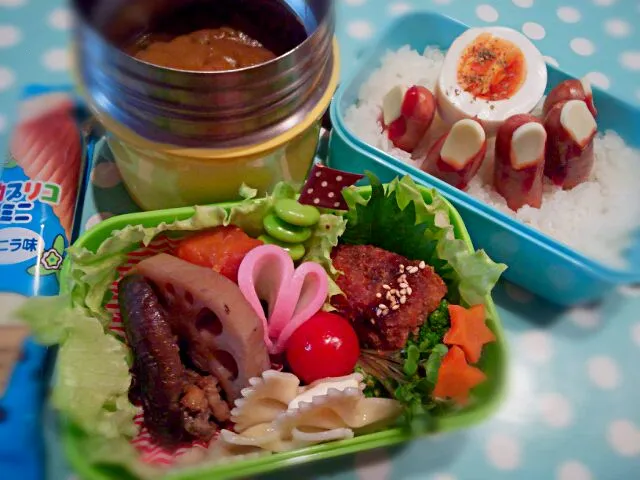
457 32 526 101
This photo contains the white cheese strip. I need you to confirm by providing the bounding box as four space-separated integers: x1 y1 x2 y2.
381 85 407 125
511 122 547 168
560 99 597 146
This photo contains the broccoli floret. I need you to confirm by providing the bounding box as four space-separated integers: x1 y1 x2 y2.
427 299 450 336
414 299 450 350
356 300 451 407
354 365 386 398
417 331 441 351
390 301 452 432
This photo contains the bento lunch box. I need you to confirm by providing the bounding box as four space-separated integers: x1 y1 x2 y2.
58 185 508 480
328 12 640 307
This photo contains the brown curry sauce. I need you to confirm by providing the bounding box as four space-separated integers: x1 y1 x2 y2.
133 27 276 71
124 1 308 72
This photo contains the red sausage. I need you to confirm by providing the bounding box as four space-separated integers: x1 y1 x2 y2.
543 99 597 190
386 86 436 153
421 118 487 190
493 114 547 211
543 78 597 119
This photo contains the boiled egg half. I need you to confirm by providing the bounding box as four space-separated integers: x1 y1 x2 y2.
436 26 547 135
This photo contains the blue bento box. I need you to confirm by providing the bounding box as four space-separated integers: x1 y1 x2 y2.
327 11 640 307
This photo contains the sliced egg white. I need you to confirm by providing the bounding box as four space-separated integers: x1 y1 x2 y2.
436 26 547 135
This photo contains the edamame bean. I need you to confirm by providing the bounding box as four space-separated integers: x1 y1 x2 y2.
258 234 306 261
273 198 320 227
263 214 312 244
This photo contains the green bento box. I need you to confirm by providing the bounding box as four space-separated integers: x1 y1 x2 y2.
55 182 509 480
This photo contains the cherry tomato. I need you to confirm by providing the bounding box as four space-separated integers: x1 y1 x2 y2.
285 312 360 384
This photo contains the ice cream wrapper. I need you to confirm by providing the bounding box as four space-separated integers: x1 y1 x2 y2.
0 86 88 305
0 85 90 479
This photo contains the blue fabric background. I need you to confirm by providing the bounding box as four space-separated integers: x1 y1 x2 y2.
1 1 639 479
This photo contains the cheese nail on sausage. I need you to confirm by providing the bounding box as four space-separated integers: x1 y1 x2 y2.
381 85 436 153
544 99 597 190
493 114 547 211
421 118 487 190
542 77 597 119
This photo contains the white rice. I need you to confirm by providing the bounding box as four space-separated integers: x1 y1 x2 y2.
343 45 640 269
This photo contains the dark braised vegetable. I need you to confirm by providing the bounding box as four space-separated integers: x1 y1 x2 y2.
135 253 270 402
119 275 226 446
119 254 271 446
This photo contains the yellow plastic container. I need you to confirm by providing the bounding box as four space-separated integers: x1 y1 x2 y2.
107 122 321 211
81 42 339 211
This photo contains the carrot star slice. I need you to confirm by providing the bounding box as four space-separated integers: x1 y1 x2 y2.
443 304 496 364
432 345 487 405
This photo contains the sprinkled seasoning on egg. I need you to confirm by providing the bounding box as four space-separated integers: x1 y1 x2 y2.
436 26 547 135
456 32 526 102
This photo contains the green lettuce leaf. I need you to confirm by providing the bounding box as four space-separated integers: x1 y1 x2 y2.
52 316 137 439
238 183 258 200
302 212 348 307
17 296 136 440
437 239 506 305
66 427 162 480
16 295 76 345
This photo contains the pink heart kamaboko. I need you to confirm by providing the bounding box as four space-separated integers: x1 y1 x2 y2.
237 244 329 354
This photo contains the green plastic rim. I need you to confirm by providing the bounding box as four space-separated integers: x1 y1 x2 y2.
59 185 509 480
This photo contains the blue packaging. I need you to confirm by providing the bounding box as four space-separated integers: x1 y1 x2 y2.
0 85 90 480
0 85 89 300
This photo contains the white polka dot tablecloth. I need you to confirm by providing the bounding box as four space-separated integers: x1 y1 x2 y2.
2 1 640 480
335 0 640 99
